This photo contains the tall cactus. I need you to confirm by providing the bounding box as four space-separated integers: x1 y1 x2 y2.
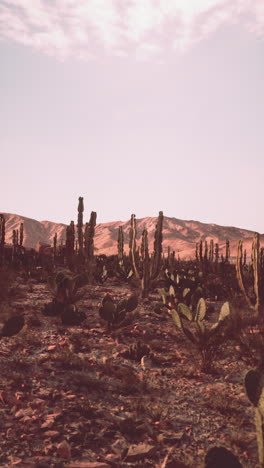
150 211 163 279
0 214 5 266
141 229 150 298
66 221 75 270
236 233 264 316
215 243 219 263
195 242 199 262
199 240 203 262
12 229 18 263
53 232 57 258
84 211 97 262
19 223 24 247
129 214 140 279
77 197 84 254
225 239 230 263
204 240 208 262
118 225 124 266
209 239 214 263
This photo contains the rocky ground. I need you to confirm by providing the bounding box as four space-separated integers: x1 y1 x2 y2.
0 276 259 468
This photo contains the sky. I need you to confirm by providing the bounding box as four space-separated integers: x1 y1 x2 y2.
1 0 264 232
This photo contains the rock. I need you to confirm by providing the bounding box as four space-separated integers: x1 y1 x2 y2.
66 462 110 468
57 440 71 459
125 443 156 462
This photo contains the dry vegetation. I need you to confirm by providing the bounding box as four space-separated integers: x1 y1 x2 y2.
0 271 261 468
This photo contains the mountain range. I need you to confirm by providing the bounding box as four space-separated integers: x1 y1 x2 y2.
1 212 263 259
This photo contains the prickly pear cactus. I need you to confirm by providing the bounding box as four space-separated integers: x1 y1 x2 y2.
1 315 25 337
245 369 264 465
205 446 242 468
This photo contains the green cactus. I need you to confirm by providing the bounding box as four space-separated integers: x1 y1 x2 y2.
215 243 219 264
141 229 150 298
205 446 242 468
209 239 214 263
118 225 124 265
129 214 140 279
19 223 24 248
53 232 57 258
204 240 208 262
225 239 230 263
99 294 138 328
172 301 231 373
66 221 75 270
1 315 25 337
77 196 84 254
245 369 264 465
150 211 163 279
84 211 97 262
236 232 264 317
0 214 5 266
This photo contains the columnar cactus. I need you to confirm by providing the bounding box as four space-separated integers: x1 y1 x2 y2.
150 211 163 279
204 240 208 262
84 211 97 262
129 214 140 279
141 229 150 298
209 239 214 263
0 214 5 266
118 225 124 265
66 221 75 269
236 232 264 317
19 223 24 247
53 233 57 258
243 249 247 265
77 196 84 254
12 229 18 263
195 242 199 261
225 239 230 263
215 243 219 264
199 240 203 262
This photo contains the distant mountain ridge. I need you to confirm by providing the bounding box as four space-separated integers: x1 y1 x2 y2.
1 212 263 259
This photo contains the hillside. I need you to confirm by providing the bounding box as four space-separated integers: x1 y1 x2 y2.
1 212 263 258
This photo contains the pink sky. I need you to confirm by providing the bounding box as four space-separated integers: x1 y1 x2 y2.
1 1 264 232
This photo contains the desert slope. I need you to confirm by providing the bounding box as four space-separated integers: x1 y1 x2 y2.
1 212 263 259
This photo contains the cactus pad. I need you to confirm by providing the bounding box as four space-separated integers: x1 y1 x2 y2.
205 446 242 468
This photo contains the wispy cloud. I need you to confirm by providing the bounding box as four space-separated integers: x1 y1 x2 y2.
0 0 264 60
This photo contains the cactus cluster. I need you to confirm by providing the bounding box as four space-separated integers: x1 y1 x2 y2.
236 232 264 317
128 211 164 297
172 300 231 373
99 293 138 328
195 238 229 272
